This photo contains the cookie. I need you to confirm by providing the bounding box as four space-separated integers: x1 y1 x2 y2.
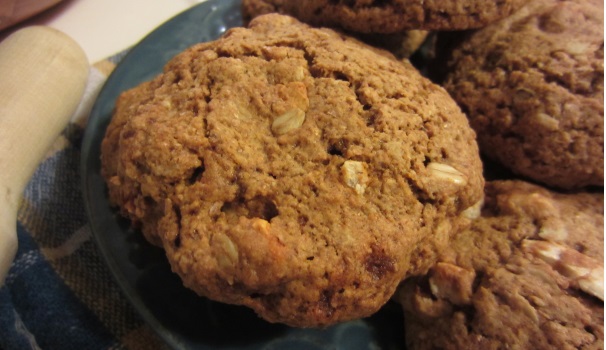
241 0 526 33
241 1 430 60
101 13 484 327
396 180 604 349
442 0 604 189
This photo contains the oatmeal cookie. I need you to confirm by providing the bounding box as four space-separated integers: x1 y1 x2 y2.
101 14 484 327
241 1 430 60
442 0 604 189
241 0 525 32
397 180 604 349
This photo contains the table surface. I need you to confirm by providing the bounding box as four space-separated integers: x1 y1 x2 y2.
9 0 205 63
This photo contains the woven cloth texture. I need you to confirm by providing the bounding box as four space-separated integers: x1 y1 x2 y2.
0 52 170 350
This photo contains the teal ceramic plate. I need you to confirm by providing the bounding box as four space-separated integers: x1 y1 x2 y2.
81 1 405 348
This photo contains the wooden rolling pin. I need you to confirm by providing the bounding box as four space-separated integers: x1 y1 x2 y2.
0 26 89 284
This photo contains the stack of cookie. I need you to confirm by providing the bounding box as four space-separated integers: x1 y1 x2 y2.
240 0 604 347
101 0 603 347
396 0 604 348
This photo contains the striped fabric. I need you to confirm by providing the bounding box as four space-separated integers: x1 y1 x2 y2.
0 54 170 350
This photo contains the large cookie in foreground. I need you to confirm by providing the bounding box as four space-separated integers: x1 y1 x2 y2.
442 0 604 189
241 0 525 32
397 180 604 349
101 14 484 327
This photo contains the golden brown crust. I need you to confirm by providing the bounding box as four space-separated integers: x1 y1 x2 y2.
101 14 484 327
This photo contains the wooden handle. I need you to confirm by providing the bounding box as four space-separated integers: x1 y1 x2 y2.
0 26 89 284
